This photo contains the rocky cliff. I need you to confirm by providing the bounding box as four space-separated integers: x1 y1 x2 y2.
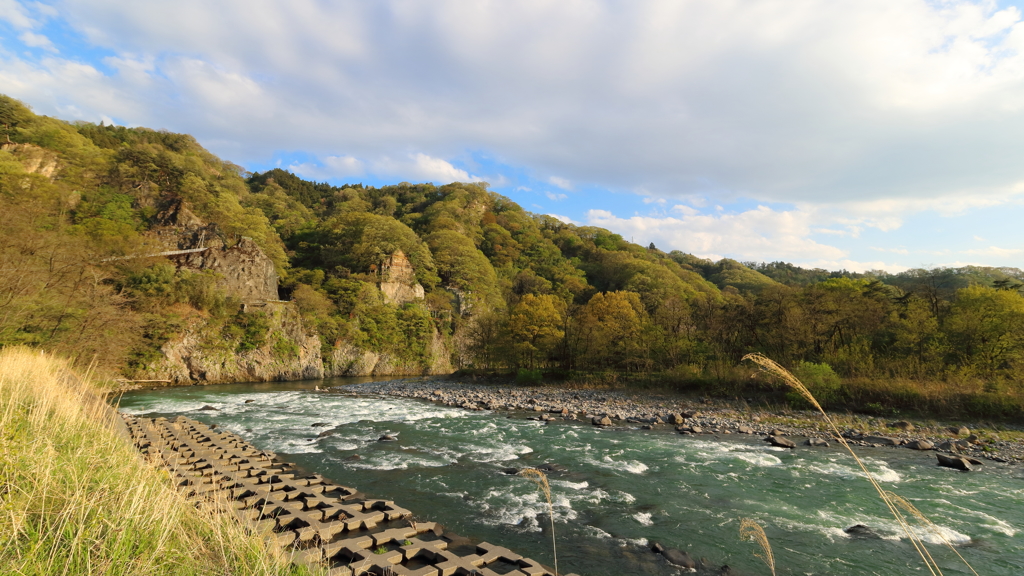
326 329 453 377
154 201 279 302
377 249 424 305
143 301 324 384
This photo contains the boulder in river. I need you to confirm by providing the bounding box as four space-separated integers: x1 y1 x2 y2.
244 399 255 404
378 434 398 442
537 462 567 473
198 405 219 411
904 439 934 450
862 435 898 446
592 416 613 426
767 435 796 449
660 548 697 569
937 453 974 471
844 524 881 538
311 422 329 427
737 425 754 434
669 414 686 425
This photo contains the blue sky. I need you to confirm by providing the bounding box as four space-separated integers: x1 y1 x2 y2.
3 0 1024 272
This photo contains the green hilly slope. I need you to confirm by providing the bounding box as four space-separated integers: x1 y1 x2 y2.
3 94 1024 417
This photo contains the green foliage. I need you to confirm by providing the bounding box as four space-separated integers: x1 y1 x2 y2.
788 361 842 407
516 368 543 384
223 311 271 353
10 95 1024 421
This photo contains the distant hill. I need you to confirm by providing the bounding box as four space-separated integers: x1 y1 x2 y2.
3 93 1024 413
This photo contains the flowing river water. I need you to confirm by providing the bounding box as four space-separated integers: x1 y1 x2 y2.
117 378 1024 575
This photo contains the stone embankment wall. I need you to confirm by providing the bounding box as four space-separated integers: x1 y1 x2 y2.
124 414 571 576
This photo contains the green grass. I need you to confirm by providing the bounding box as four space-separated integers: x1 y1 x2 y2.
0 347 311 575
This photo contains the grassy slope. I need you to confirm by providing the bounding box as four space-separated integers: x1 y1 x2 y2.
0 347 309 575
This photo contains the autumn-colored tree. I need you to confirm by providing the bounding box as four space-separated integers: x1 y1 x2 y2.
508 294 565 369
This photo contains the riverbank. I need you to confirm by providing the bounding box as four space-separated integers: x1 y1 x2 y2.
340 377 1024 466
0 347 305 576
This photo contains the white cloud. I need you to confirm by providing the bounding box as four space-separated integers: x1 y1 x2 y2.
547 213 577 225
545 191 567 201
18 31 56 52
290 152 478 184
5 1 1024 208
585 205 849 263
548 176 572 190
0 0 35 28
797 259 911 274
870 247 910 255
2 0 1024 267
961 246 1024 257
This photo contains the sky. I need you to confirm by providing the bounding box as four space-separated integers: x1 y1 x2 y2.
2 0 1024 273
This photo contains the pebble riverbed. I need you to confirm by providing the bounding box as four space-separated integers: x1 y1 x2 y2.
341 378 1024 466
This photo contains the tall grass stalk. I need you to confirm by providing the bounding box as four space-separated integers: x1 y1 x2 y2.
521 468 558 576
0 346 303 575
742 353 978 576
739 518 776 576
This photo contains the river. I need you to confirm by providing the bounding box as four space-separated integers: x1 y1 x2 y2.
117 378 1024 575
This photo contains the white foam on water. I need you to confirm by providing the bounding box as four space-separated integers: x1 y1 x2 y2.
553 480 590 490
621 536 649 547
803 457 901 483
734 452 784 467
476 485 578 532
941 502 1017 537
590 454 649 474
346 452 452 471
583 525 613 539
935 484 979 496
633 512 653 526
459 443 533 463
808 509 972 545
612 490 636 504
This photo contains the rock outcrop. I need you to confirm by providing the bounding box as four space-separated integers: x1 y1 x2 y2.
327 329 453 377
1 142 60 177
377 250 424 305
152 201 279 302
167 238 279 302
144 301 323 384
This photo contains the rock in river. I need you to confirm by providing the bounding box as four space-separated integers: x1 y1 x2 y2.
767 435 796 449
661 548 697 569
937 453 974 471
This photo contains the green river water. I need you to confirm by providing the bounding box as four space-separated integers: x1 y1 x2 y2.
117 378 1024 575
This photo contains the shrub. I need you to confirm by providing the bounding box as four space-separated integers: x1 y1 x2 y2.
788 361 842 407
516 368 542 384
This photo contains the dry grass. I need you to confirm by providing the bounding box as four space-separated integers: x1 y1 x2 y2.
520 468 558 576
0 346 306 575
742 353 979 576
739 518 776 576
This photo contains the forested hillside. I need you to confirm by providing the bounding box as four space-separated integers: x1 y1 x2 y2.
3 94 1024 416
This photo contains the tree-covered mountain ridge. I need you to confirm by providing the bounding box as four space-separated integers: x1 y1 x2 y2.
4 95 1024 417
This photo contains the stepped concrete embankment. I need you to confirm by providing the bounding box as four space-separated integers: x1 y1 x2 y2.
124 414 572 576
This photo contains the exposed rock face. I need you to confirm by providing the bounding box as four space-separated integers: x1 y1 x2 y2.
2 143 60 177
152 201 279 302
145 301 323 384
167 238 279 302
378 250 424 305
327 329 453 377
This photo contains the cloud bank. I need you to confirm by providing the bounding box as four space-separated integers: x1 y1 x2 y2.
1 0 1023 270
